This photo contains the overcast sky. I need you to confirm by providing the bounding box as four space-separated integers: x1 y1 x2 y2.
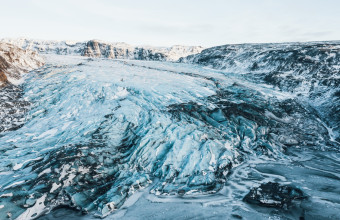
1 0 340 47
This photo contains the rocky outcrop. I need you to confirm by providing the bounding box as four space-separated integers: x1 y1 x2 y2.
0 71 9 85
244 182 307 209
0 84 30 133
82 40 204 61
0 42 44 85
0 43 44 135
1 38 204 62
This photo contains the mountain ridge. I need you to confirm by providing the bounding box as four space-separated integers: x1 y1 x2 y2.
180 41 340 141
1 38 204 62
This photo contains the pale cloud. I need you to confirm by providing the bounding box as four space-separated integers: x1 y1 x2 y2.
142 24 214 35
1 0 340 47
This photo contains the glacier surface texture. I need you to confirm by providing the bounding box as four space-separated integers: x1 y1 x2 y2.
0 41 340 219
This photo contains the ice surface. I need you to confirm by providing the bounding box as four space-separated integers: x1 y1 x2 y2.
0 53 339 219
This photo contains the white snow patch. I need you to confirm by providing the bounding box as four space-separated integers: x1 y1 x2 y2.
0 193 13 197
17 194 47 220
4 180 25 189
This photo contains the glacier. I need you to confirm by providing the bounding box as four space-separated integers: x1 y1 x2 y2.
0 41 339 219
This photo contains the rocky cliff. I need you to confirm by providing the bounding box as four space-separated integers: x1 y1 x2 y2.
0 42 44 86
82 40 204 61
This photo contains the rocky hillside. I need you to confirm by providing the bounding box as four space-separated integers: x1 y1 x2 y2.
0 42 44 86
0 43 44 135
180 42 340 141
1 38 204 61
83 40 204 61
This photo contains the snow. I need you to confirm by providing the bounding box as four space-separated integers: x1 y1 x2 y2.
17 194 47 220
12 157 43 171
0 193 13 198
50 183 61 193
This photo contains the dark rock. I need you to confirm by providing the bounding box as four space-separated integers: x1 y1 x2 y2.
243 182 307 208
0 84 30 134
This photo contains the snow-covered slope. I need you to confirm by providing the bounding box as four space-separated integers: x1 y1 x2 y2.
1 38 204 61
1 38 85 56
181 42 340 141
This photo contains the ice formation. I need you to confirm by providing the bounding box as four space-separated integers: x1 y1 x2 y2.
0 40 339 219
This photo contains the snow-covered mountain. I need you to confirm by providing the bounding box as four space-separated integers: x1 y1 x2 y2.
83 40 204 61
1 38 204 61
0 38 84 56
180 42 340 141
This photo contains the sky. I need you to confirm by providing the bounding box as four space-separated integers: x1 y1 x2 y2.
1 0 340 47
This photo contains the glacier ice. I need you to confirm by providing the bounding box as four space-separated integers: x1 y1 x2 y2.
0 53 337 219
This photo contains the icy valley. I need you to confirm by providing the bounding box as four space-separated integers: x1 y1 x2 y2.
0 40 339 220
